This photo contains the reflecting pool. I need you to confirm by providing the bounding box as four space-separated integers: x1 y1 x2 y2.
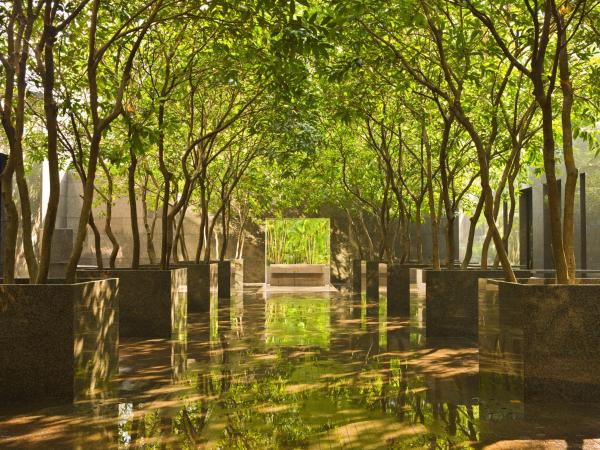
1 288 600 449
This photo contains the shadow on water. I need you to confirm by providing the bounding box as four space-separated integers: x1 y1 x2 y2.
1 289 600 449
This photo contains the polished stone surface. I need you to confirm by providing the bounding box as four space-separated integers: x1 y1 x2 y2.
0 279 119 403
425 269 530 339
1 288 599 448
387 263 429 316
78 269 187 339
173 262 217 312
366 260 379 299
482 278 600 403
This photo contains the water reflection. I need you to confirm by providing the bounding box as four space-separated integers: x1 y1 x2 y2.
1 290 600 448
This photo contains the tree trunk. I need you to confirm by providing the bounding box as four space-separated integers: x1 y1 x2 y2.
88 211 103 269
36 13 61 284
1 163 19 283
445 216 455 269
461 191 485 269
219 201 230 261
65 134 102 282
101 162 119 268
128 138 140 268
538 99 569 283
415 204 423 263
104 197 119 268
141 174 158 264
358 210 375 260
14 147 38 280
158 107 171 269
423 126 440 270
557 16 577 283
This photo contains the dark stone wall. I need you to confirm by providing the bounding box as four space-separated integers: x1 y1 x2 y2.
491 278 600 402
77 268 186 339
0 279 118 403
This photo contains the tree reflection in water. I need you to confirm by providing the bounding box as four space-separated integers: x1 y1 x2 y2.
2 290 600 449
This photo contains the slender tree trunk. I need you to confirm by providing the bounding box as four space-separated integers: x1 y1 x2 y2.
179 222 189 261
358 210 375 260
445 217 455 269
101 161 119 268
204 212 220 263
538 99 568 283
461 194 485 269
1 162 19 283
195 181 208 263
128 137 140 268
36 11 61 284
173 209 187 263
14 148 38 280
439 115 454 269
1 2 37 282
104 196 119 268
480 230 492 269
65 133 102 282
415 203 423 263
141 174 158 264
423 127 440 269
88 211 103 269
158 103 171 269
557 17 577 283
219 201 230 261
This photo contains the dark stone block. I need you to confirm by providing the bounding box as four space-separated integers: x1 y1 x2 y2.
0 279 119 403
218 260 232 298
352 259 362 293
366 261 379 299
387 263 429 316
425 269 530 339
172 263 217 312
78 268 186 339
489 278 600 402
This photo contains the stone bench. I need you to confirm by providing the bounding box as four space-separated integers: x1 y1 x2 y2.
269 264 330 287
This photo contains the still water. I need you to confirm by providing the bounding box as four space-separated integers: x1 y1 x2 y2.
1 288 600 449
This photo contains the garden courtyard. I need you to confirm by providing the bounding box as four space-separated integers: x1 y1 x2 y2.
1 0 600 448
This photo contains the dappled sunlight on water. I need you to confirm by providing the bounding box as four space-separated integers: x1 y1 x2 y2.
1 289 600 449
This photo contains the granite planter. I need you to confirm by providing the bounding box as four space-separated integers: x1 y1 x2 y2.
217 259 243 298
173 262 217 312
365 261 379 299
425 269 530 339
0 278 119 403
78 268 187 339
482 278 600 403
351 259 362 293
387 263 429 316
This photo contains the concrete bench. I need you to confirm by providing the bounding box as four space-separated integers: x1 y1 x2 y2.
269 264 330 287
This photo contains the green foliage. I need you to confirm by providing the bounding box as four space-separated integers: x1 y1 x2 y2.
266 218 330 264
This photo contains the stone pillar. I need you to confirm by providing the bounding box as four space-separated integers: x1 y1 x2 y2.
218 260 232 298
366 261 379 299
387 264 410 316
352 259 362 293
